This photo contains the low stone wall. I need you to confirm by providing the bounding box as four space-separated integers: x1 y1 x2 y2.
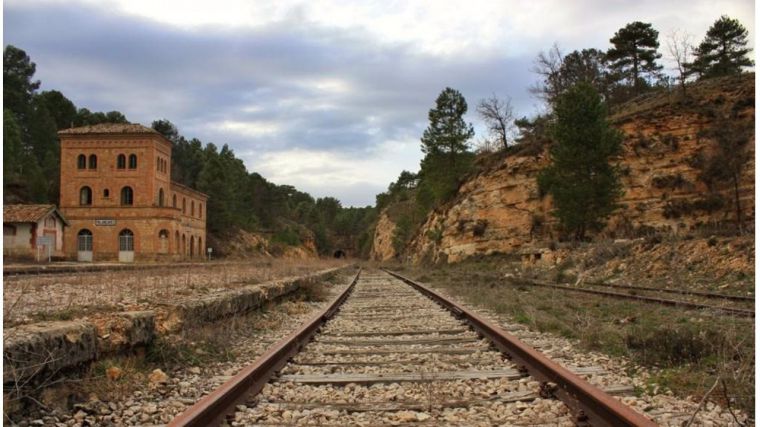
3 321 97 384
156 267 347 331
3 265 353 386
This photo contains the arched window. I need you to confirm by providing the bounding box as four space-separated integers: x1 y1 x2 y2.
118 229 134 251
88 154 97 169
80 186 92 206
190 236 195 257
158 229 169 254
199 237 203 255
117 154 126 169
182 234 186 255
128 154 137 169
77 154 87 169
172 194 177 208
191 201 195 216
157 157 161 171
103 189 110 198
158 188 165 207
77 229 93 251
120 186 133 206
175 231 180 254
182 198 186 214
199 203 203 219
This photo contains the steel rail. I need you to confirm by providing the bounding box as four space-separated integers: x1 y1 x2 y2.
505 278 754 318
384 269 658 427
581 281 754 302
168 268 361 427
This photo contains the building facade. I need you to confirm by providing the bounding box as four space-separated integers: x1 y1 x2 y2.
58 123 207 262
3 204 68 260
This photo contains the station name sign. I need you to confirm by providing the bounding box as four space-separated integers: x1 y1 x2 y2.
95 219 116 226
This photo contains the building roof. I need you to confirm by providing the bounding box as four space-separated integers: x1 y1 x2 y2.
171 181 209 199
3 204 69 226
58 123 161 136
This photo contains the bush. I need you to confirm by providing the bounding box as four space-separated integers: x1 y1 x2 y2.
427 227 444 244
271 227 301 246
651 174 689 189
663 195 725 219
472 220 488 237
625 326 720 366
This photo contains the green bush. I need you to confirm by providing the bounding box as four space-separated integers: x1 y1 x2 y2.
271 227 301 246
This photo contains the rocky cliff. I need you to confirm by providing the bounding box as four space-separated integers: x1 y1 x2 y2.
370 212 398 261
208 228 319 260
377 74 755 264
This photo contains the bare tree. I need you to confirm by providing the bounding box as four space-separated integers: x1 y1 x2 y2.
666 29 694 95
529 43 564 103
473 135 497 154
477 95 516 151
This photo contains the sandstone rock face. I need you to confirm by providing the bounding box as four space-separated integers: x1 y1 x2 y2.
391 74 755 264
209 228 319 259
370 212 397 261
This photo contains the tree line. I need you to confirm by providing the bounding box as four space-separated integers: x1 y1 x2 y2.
376 15 753 252
151 119 376 255
3 45 375 256
4 45 130 204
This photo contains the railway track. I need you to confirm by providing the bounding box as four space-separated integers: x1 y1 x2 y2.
170 269 656 426
507 277 755 318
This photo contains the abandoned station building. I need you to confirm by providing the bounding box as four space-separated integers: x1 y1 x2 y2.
58 123 207 262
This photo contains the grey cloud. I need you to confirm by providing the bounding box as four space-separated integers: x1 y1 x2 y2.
12 1 747 205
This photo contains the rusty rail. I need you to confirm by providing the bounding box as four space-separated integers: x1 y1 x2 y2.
507 278 754 318
168 268 361 427
384 269 658 427
582 281 754 302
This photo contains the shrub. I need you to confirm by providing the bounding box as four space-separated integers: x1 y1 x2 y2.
625 326 722 366
472 220 488 237
651 174 689 189
271 227 301 246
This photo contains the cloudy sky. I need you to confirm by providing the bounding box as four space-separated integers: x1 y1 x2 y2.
4 0 754 206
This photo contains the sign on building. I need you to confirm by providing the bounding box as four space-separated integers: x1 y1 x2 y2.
36 235 53 262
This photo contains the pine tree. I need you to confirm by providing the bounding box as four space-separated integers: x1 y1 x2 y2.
420 87 474 166
538 83 622 240
606 21 663 95
419 87 474 204
3 45 40 129
689 16 753 78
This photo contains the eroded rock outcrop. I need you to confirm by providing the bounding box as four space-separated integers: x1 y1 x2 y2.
385 74 755 264
370 212 398 261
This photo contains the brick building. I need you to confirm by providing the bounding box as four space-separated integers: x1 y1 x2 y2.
58 123 207 262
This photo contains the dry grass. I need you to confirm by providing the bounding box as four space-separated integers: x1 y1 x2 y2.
4 259 346 326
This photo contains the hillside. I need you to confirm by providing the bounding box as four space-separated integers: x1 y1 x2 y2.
372 74 755 263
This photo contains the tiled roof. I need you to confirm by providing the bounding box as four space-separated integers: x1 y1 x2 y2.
3 204 64 224
171 181 209 199
58 123 160 135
